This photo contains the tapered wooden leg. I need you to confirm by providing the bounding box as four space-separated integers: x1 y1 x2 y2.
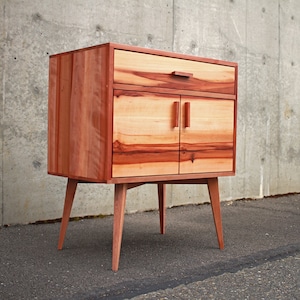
207 177 224 249
58 178 78 250
157 183 166 234
112 184 127 272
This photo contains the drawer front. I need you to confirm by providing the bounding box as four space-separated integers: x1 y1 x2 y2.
114 50 236 94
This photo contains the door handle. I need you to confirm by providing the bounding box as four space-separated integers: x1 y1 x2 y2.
185 102 190 128
171 71 193 78
173 101 179 128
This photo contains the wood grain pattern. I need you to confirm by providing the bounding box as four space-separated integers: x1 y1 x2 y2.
68 47 103 179
57 54 73 175
180 157 233 174
112 92 234 177
112 90 180 177
113 83 236 100
48 56 59 174
180 98 234 144
114 50 235 94
48 43 237 183
48 53 73 176
48 45 110 181
180 98 234 174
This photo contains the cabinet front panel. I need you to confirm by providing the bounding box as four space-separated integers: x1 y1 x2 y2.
179 98 235 174
112 90 180 178
114 50 235 94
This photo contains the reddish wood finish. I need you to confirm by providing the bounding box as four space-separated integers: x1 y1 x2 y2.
158 183 166 234
184 102 191 128
173 101 180 128
112 93 235 178
180 97 234 174
57 178 78 250
112 184 127 271
48 42 237 183
114 49 235 94
113 83 236 100
207 177 224 249
112 90 180 178
48 45 110 182
56 178 223 271
48 43 238 271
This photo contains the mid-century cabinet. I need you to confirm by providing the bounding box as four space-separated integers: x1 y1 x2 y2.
48 43 238 271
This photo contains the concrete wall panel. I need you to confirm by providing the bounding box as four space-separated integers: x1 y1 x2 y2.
278 1 300 194
244 0 280 198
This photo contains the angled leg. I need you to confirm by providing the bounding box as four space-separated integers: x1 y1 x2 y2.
207 177 224 249
58 178 78 250
112 184 127 272
157 183 166 234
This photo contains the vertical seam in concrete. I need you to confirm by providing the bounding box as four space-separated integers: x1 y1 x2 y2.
244 0 248 195
1 1 6 226
277 0 281 194
172 0 175 51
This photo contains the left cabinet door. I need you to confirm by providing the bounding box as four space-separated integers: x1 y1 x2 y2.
112 90 180 178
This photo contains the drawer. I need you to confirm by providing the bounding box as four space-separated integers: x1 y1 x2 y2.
114 49 236 94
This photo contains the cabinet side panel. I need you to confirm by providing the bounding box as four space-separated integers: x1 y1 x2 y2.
48 54 72 176
233 66 238 174
48 56 58 174
68 47 108 181
57 54 73 175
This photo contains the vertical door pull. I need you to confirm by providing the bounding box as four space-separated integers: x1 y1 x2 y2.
185 102 190 128
173 101 179 128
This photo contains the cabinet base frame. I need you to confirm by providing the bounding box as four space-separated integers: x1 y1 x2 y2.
57 177 224 272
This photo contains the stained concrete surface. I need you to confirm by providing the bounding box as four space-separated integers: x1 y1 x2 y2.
0 194 299 299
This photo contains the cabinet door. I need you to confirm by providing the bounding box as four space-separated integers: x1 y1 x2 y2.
179 97 235 174
112 90 180 178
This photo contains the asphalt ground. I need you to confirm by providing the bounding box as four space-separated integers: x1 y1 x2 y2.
0 194 299 299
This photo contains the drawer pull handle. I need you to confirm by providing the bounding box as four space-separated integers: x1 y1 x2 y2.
173 101 180 128
172 71 193 78
185 102 190 128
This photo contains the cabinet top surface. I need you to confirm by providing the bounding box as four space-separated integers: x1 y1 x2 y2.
49 42 238 68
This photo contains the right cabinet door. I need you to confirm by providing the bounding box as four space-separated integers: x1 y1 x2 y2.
179 97 235 174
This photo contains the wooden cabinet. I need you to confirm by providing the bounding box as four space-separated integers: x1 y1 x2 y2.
48 43 237 183
48 43 238 271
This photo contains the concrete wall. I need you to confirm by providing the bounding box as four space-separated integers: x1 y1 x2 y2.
1 0 299 225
